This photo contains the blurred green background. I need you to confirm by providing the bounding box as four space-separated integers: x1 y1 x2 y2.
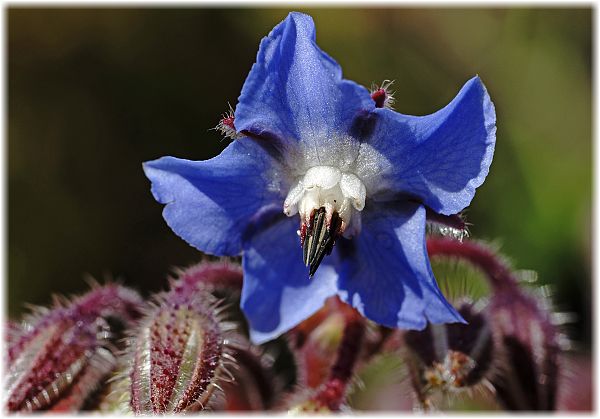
8 8 591 346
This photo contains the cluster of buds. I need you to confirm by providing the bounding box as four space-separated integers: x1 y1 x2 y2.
5 238 581 413
5 284 144 412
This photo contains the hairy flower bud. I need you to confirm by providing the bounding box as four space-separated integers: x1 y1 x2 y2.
5 284 143 412
120 262 240 414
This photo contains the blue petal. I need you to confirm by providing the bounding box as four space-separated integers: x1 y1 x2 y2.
143 138 287 256
368 76 496 215
336 202 464 329
234 12 373 148
241 216 338 344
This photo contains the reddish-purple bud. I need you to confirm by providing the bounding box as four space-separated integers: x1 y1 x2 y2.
175 260 243 295
124 262 241 414
297 313 345 389
5 284 143 412
371 89 387 108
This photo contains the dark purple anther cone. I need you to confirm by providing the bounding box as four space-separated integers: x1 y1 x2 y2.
126 262 240 414
427 238 561 411
5 284 144 412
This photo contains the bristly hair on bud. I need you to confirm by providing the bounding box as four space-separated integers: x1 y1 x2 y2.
426 210 470 243
370 80 396 109
171 259 243 297
113 262 243 414
214 103 243 140
5 283 144 412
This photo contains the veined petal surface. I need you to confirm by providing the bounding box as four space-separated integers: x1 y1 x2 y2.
364 76 496 215
336 202 465 329
241 216 338 344
143 138 288 256
234 12 374 160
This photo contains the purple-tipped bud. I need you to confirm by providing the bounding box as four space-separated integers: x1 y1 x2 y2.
126 262 239 413
129 303 222 413
5 284 143 412
175 260 243 295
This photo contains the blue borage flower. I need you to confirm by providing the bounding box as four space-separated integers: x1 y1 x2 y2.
143 12 496 344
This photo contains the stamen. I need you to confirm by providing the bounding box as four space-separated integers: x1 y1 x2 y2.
284 165 367 277
302 207 343 277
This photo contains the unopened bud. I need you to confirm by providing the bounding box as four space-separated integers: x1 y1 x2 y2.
5 284 143 412
123 262 239 413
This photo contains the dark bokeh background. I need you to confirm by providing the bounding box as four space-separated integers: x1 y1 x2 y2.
8 8 592 346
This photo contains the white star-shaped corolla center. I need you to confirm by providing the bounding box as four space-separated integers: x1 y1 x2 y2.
283 165 366 238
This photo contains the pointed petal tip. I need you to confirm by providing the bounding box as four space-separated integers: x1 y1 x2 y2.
288 10 313 20
427 306 468 327
142 156 177 179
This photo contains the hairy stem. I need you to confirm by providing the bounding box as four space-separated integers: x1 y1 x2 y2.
426 237 518 292
313 316 365 411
